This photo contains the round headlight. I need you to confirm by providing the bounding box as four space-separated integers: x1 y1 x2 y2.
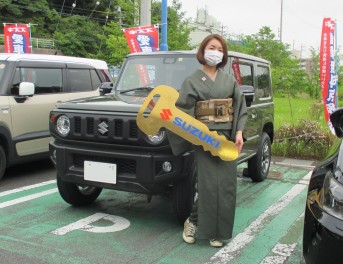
56 115 70 137
146 130 166 145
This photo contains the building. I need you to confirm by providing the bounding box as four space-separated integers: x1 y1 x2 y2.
187 8 224 47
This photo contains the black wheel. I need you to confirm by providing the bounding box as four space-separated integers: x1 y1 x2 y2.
0 145 6 180
172 160 196 225
248 132 271 182
57 173 102 206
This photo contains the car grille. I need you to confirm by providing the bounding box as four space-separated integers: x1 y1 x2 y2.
69 114 140 145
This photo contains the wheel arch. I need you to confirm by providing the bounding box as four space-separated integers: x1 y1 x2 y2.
263 122 274 144
0 124 13 166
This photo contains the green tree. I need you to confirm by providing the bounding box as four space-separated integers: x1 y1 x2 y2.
151 0 193 51
54 15 103 57
1 0 59 37
306 48 320 99
95 0 193 66
96 21 130 66
229 26 309 97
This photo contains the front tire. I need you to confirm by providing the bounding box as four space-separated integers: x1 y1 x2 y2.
248 132 271 182
57 173 102 206
172 160 196 225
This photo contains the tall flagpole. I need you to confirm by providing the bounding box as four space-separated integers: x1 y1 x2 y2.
160 0 168 51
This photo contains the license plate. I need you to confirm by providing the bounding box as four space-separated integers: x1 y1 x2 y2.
84 161 117 184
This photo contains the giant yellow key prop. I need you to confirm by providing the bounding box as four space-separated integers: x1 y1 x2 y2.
137 85 238 161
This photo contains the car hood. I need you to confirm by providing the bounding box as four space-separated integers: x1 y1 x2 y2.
56 92 146 113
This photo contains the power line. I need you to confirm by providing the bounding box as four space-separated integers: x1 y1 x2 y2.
88 1 101 18
54 0 66 36
70 0 77 15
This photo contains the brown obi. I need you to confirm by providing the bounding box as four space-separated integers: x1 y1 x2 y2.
195 98 234 123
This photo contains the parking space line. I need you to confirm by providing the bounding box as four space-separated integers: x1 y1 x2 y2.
206 171 312 264
259 243 298 264
259 212 305 264
0 180 56 197
0 188 57 209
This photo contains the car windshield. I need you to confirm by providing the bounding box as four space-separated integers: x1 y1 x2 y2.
0 62 7 84
115 55 200 92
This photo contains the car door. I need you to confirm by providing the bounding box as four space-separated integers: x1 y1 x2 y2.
255 63 273 136
9 62 70 156
229 57 259 158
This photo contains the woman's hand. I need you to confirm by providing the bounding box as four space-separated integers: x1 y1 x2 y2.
235 131 244 154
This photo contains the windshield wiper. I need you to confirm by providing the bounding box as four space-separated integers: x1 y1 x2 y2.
119 86 154 94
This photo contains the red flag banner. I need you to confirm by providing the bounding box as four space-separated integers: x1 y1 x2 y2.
123 25 159 85
320 18 338 134
123 25 159 53
3 23 31 53
232 58 242 85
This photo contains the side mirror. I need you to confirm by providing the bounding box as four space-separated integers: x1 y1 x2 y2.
330 108 343 137
19 82 35 96
240 85 254 107
99 82 114 95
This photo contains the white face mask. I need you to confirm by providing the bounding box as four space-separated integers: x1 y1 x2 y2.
204 50 223 66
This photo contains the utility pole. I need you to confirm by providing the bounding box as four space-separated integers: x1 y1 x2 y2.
280 0 283 42
140 0 151 26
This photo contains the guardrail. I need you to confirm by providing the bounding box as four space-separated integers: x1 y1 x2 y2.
0 34 55 49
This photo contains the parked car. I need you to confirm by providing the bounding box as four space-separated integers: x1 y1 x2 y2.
49 51 274 223
303 107 343 264
0 53 112 180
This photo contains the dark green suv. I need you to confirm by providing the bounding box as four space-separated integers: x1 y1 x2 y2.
49 51 274 223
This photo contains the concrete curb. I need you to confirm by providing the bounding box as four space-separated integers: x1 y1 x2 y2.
272 156 318 169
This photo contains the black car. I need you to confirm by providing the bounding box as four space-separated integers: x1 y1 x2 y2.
303 108 343 264
49 51 274 224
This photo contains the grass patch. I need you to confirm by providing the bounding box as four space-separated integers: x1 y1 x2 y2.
273 97 328 131
272 96 336 160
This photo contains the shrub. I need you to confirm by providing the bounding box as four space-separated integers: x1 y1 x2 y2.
272 119 336 160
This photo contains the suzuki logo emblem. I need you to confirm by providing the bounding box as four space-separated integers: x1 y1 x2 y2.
160 109 173 120
98 121 109 135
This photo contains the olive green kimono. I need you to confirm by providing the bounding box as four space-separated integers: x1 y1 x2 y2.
169 68 247 240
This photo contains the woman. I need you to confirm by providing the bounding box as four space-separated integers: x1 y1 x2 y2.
170 34 248 247
147 34 247 247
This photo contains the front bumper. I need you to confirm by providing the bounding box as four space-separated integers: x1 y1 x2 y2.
303 200 343 264
49 140 193 194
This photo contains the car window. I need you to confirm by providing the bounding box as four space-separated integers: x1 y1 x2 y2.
257 65 271 98
68 69 93 92
90 70 102 90
100 69 112 82
11 67 63 95
116 56 200 91
231 58 253 86
0 63 6 84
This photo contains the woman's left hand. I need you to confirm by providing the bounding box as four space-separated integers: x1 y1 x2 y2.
235 131 244 154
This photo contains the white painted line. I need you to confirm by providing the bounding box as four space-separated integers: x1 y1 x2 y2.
0 188 58 209
51 213 130 235
0 180 56 197
260 243 297 264
259 212 305 264
207 171 312 264
273 161 315 169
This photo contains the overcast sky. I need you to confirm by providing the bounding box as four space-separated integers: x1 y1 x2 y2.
173 0 342 58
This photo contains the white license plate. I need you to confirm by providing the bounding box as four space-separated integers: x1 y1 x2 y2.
84 161 117 184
